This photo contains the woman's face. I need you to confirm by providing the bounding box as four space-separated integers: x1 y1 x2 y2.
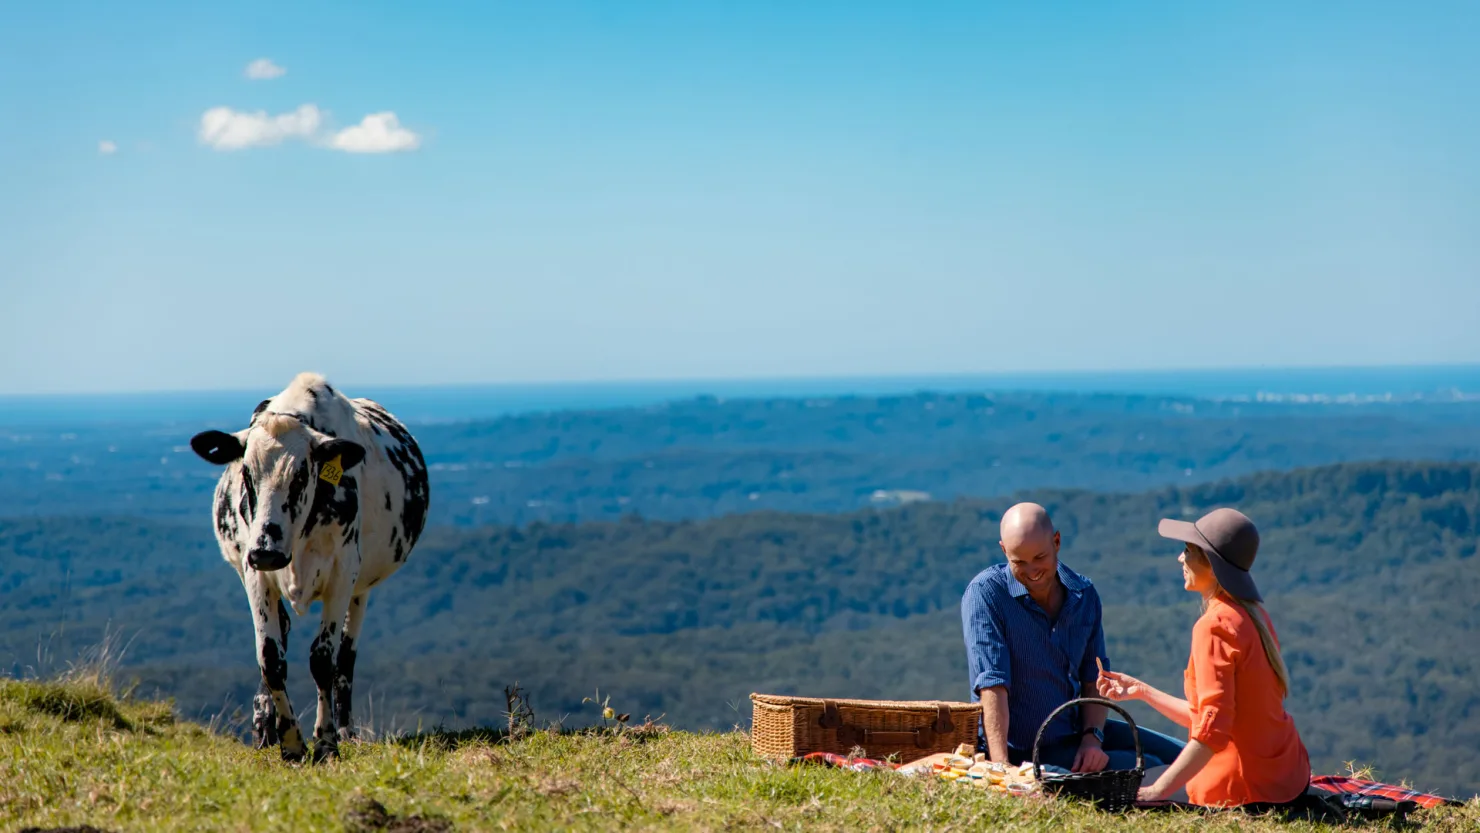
1178 544 1219 594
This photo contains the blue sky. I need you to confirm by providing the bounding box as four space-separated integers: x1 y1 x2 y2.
2 1 1478 394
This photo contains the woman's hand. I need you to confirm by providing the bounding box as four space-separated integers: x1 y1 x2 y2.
1096 669 1146 701
1137 782 1167 802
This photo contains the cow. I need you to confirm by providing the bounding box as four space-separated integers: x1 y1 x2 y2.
190 372 430 763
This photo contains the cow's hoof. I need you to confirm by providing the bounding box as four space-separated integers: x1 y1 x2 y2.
312 741 339 764
281 745 306 764
253 723 280 750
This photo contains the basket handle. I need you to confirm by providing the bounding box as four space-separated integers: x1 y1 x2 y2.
818 702 955 750
1031 697 1142 781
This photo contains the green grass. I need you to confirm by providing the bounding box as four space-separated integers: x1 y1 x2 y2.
1 677 1476 832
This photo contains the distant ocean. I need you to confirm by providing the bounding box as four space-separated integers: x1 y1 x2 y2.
2 365 1479 427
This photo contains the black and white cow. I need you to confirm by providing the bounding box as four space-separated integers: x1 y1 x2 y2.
190 372 430 763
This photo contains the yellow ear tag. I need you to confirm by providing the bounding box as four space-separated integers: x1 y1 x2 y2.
319 455 344 487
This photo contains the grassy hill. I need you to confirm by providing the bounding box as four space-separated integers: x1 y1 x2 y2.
3 460 1479 798
2 674 1475 832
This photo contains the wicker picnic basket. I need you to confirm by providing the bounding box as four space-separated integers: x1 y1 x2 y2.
1032 697 1145 812
750 693 980 763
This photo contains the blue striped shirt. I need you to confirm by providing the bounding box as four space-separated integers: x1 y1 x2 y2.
961 561 1109 752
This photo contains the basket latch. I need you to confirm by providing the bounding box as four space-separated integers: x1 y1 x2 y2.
817 701 843 730
933 703 954 734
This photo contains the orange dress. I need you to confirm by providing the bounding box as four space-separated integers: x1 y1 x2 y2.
1183 594 1311 807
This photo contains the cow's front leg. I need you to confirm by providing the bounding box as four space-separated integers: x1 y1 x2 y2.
251 598 292 749
309 567 356 763
246 572 306 762
252 679 278 749
335 592 368 743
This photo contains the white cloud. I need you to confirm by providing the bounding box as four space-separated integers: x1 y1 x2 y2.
195 104 423 154
198 104 322 150
327 112 421 153
244 58 286 80
98 140 117 155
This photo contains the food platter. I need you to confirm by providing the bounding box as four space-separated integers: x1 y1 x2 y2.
897 744 1043 795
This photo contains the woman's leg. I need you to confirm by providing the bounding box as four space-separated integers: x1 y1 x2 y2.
1102 717 1185 771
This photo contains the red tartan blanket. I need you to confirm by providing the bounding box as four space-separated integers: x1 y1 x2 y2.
789 753 1464 810
791 752 897 772
1307 775 1460 810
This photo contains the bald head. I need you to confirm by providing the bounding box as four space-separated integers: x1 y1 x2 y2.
1000 502 1061 595
1000 502 1055 549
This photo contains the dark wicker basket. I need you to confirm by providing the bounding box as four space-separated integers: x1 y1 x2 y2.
1032 697 1144 812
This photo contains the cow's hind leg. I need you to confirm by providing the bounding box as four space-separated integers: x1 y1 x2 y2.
335 592 368 743
246 573 306 762
309 569 356 763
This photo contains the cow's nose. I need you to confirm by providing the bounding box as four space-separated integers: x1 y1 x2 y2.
247 549 291 571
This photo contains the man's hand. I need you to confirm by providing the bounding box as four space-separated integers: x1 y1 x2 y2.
1096 669 1146 702
1071 736 1109 773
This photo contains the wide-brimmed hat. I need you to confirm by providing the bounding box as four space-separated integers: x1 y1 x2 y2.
1157 508 1262 602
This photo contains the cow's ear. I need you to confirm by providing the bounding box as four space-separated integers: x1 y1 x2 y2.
191 430 245 465
313 438 366 471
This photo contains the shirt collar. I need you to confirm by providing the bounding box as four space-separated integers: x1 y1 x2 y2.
1005 562 1087 598
1005 570 1030 598
1058 563 1089 594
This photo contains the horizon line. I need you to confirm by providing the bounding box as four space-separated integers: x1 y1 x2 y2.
3 360 1480 400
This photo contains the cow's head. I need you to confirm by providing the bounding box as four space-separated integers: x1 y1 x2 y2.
191 413 365 571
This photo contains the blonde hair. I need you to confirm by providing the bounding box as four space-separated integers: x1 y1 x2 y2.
1187 545 1291 698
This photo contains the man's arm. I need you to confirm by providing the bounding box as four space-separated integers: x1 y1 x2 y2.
1069 590 1110 772
1071 682 1109 772
1077 591 1110 716
962 579 1012 760
978 685 1010 763
1079 685 1107 733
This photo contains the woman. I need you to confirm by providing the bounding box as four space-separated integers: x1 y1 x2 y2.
1097 508 1311 807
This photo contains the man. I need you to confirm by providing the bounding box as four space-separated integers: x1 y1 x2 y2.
961 502 1170 773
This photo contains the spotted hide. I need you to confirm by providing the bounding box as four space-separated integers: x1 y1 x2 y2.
190 372 430 763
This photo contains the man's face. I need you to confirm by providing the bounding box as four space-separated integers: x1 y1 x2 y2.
1002 530 1060 594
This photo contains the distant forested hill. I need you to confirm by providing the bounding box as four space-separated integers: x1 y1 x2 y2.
3 391 1479 526
1 460 1477 797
